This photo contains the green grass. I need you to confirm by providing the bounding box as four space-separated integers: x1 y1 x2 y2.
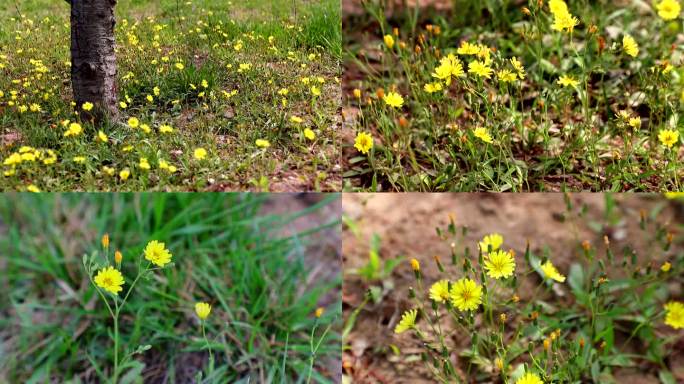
0 0 342 192
343 0 684 192
0 193 341 383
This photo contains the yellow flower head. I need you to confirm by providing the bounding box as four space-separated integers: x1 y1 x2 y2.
144 240 172 267
410 258 420 271
255 139 271 148
484 250 516 279
497 69 517 83
511 57 526 79
480 233 503 252
383 91 404 108
429 279 451 303
449 278 483 311
474 127 493 144
82 102 94 111
64 122 83 137
468 60 493 79
516 372 543 384
119 169 130 181
383 34 395 49
195 302 211 320
97 130 108 143
541 260 566 282
424 82 444 93
557 75 579 88
658 129 679 148
304 128 316 140
661 261 672 272
194 147 207 160
394 308 417 333
432 54 464 85
354 132 373 154
457 41 480 55
94 266 125 295
127 117 140 128
622 35 639 57
656 0 681 20
665 301 684 329
315 307 325 318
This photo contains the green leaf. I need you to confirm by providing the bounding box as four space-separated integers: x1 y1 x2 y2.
659 370 676 384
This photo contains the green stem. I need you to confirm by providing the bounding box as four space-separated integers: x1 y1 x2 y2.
202 321 213 373
113 300 119 384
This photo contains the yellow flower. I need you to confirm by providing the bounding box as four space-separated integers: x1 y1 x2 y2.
97 130 108 143
304 128 315 140
497 69 517 83
557 75 579 88
457 41 480 55
64 122 83 137
480 233 504 252
119 101 128 109
541 260 566 282
144 240 172 267
127 117 140 128
473 127 493 144
175 62 185 70
410 258 420 271
661 261 671 272
310 86 321 96
628 117 641 128
354 132 373 154
138 157 150 170
315 307 325 318
484 250 516 279
146 94 154 103
450 278 483 311
550 1 579 33
664 301 684 329
424 82 443 93
383 91 404 108
468 60 493 79
511 57 526 79
658 129 679 148
73 156 86 163
383 34 395 49
195 302 211 320
656 0 681 20
159 124 174 133
153 86 160 96
194 148 207 160
94 266 125 295
27 184 41 193
431 54 465 85
290 116 303 124
353 88 362 99
622 35 639 57
82 102 94 111
429 279 451 303
516 372 543 384
394 308 417 333
119 169 130 180
256 139 271 148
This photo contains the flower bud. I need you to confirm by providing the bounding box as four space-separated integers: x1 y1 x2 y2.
102 233 110 249
315 307 324 318
114 250 122 264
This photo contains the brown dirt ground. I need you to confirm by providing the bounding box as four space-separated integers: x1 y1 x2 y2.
342 193 684 383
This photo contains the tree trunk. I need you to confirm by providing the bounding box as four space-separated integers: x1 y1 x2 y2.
70 0 118 121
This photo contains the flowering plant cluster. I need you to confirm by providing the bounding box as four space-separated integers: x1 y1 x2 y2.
393 209 682 382
345 0 684 191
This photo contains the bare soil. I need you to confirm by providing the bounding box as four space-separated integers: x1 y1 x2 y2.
342 193 684 383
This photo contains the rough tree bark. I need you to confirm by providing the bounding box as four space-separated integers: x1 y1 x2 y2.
68 0 118 121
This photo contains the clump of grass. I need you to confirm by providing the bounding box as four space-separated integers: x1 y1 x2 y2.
344 0 684 191
0 193 341 383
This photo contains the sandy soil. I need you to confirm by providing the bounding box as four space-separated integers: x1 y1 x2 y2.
342 193 684 383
